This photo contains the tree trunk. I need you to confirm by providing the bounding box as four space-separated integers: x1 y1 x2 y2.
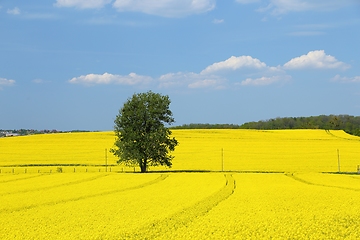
140 159 147 173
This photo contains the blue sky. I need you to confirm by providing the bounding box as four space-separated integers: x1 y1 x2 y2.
1 0 360 131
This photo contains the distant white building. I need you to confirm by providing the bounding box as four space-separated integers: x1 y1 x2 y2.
5 132 19 137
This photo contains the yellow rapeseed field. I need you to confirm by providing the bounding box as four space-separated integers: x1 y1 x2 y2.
160 173 360 239
1 129 360 239
0 132 118 167
1 129 360 172
171 129 360 172
0 172 359 239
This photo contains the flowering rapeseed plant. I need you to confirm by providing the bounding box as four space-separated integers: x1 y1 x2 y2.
1 129 359 172
0 130 360 239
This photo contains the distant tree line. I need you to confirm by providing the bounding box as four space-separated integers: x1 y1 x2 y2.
0 129 90 137
172 115 360 137
240 115 360 136
171 123 241 129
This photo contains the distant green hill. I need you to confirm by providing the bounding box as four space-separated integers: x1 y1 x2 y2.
172 115 360 137
171 123 241 129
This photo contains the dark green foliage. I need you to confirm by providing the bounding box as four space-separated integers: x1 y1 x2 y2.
239 115 360 137
171 123 241 129
171 115 360 137
110 91 178 173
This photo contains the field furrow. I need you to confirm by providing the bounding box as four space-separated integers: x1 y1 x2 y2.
1 130 360 239
0 173 109 196
163 173 360 239
0 174 168 214
0 173 225 239
286 172 360 192
0 173 46 183
121 174 235 239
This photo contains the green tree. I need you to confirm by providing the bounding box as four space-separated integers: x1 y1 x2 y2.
111 91 178 173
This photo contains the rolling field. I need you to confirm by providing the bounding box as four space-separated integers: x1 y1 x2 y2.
1 130 360 239
1 129 360 172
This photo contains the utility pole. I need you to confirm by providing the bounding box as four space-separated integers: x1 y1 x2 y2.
221 148 224 172
105 148 108 172
337 149 340 173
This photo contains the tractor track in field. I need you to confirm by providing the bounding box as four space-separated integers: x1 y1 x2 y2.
119 174 236 240
285 173 360 192
325 130 360 142
0 174 169 214
0 174 110 197
0 173 48 184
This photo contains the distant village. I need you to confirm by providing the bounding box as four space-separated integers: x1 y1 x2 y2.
0 129 63 137
0 129 91 137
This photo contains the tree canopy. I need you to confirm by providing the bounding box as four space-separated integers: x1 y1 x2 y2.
171 115 360 137
239 115 360 136
111 91 178 173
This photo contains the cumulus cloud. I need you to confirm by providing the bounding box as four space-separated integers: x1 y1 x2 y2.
158 55 288 89
54 0 216 17
159 72 225 89
68 72 152 86
159 50 350 89
112 0 216 17
188 79 223 89
201 56 267 75
159 72 196 88
68 51 351 90
265 0 317 14
332 75 360 83
283 50 350 70
54 0 112 9
0 77 16 89
240 75 291 86
7 7 20 15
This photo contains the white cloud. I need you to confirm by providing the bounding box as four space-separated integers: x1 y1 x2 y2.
258 0 357 15
159 72 225 89
332 75 360 83
163 51 351 89
266 0 315 14
240 75 291 86
159 72 195 88
68 51 351 90
54 0 216 17
159 55 290 89
112 0 216 17
54 0 112 9
0 78 16 89
68 72 152 86
283 50 350 70
188 79 222 89
213 18 224 24
201 56 267 74
7 7 20 15
236 0 260 3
